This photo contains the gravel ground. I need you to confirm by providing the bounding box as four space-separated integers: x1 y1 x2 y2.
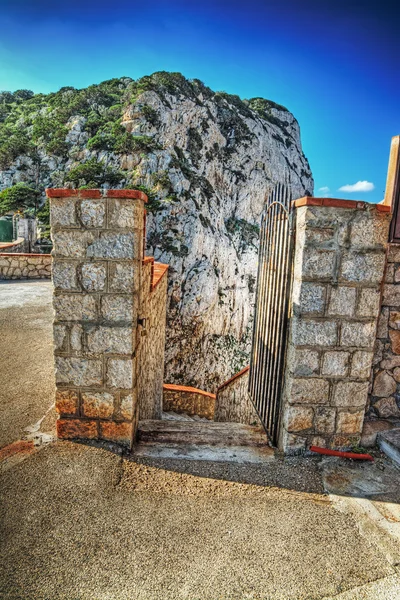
0 280 55 447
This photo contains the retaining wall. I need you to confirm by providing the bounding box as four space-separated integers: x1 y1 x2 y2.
0 252 51 279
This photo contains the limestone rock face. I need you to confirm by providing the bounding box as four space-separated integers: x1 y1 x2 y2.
0 74 313 390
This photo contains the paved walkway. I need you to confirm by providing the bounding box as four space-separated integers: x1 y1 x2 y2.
0 280 56 448
0 280 400 599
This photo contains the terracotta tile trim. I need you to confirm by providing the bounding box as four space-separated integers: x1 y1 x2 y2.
217 366 250 392
106 189 148 202
142 256 155 265
376 203 391 213
151 262 169 292
46 188 148 202
292 196 390 211
163 383 216 400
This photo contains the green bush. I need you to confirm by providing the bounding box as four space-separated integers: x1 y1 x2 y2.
65 158 124 187
0 183 40 215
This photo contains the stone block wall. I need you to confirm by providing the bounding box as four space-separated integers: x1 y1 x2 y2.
280 198 391 453
137 257 168 420
48 188 149 448
0 253 51 279
163 384 216 420
214 367 261 425
369 244 400 420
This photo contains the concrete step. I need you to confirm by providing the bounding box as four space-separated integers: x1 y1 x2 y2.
161 411 209 422
137 420 269 447
377 428 400 467
133 442 274 464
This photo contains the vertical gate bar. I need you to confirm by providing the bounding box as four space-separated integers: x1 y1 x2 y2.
265 198 286 434
252 211 268 405
269 187 291 442
268 188 289 438
262 199 278 427
248 182 293 443
251 209 268 406
260 191 278 426
249 210 266 398
262 194 282 426
252 209 267 413
255 193 276 414
272 198 294 442
265 186 287 432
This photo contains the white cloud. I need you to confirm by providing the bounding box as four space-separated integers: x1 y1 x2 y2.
318 186 330 194
338 180 375 193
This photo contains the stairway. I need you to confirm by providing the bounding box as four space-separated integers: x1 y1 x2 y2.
133 419 274 464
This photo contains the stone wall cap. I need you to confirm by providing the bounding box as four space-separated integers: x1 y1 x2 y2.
46 188 148 202
292 196 390 212
0 252 51 257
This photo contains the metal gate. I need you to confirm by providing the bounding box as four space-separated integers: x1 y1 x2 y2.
249 183 294 445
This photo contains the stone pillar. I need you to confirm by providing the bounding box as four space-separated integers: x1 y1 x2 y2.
47 188 147 448
280 198 391 453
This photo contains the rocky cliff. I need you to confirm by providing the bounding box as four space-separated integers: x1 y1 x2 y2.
0 72 313 390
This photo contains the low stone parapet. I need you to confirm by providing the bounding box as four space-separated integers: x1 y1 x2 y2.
0 238 25 253
0 253 51 279
163 384 216 420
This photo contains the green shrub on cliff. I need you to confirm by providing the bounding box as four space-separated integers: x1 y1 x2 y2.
65 158 124 188
0 183 40 215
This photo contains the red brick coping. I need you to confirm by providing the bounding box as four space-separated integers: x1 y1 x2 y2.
143 257 169 292
163 383 216 400
46 188 148 202
217 366 250 393
293 196 390 212
152 262 169 290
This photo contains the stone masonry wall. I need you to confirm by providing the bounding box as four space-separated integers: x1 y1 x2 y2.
214 367 261 425
280 198 391 453
163 384 216 420
49 188 147 448
369 244 400 420
138 258 168 420
0 253 51 279
0 238 25 253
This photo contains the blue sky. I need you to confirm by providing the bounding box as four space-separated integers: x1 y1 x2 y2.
0 0 399 202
